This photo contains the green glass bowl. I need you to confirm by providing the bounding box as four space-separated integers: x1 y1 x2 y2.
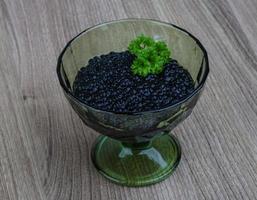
57 19 209 187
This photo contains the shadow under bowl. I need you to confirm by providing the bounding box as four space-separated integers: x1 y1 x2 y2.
57 19 209 187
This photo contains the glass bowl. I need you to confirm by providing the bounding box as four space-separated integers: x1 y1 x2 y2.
57 19 209 187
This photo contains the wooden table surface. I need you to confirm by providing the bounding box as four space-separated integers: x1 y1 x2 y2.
1 0 257 199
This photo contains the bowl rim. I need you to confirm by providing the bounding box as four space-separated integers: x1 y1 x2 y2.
56 18 209 115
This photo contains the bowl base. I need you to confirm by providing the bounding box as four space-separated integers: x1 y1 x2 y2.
91 133 181 187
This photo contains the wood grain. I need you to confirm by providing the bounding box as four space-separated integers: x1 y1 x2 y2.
1 0 257 199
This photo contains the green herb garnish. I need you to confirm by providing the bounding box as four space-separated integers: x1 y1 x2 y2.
128 34 171 77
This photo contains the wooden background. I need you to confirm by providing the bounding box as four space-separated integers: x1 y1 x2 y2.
1 0 257 199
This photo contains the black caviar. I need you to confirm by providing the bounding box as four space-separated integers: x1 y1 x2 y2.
73 51 194 112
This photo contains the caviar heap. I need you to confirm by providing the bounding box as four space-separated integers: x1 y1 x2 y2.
73 35 194 113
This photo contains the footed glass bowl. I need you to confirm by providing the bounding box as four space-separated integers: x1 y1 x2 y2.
57 19 209 187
